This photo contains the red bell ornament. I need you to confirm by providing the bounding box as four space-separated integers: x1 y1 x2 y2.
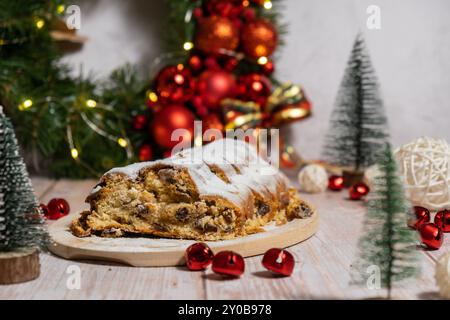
419 223 444 250
150 104 196 149
407 206 431 230
212 251 245 277
47 198 70 220
185 243 214 271
348 182 370 200
262 248 295 277
328 175 345 191
434 209 450 233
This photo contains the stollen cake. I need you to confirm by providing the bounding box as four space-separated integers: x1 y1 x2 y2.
71 138 314 240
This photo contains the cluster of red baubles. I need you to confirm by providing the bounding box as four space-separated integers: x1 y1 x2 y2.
184 243 295 277
132 0 278 161
409 206 449 250
39 198 70 220
327 175 370 200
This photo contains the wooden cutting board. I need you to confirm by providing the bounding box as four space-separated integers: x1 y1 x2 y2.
48 211 318 267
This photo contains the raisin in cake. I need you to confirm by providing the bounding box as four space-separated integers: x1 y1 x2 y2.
71 139 314 240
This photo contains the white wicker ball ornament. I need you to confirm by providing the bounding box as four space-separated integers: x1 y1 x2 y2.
435 253 450 299
394 137 450 210
297 164 328 194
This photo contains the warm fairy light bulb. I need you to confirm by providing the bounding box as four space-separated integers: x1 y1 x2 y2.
86 99 97 108
183 41 194 51
263 1 273 10
117 138 128 148
19 99 33 111
71 148 79 159
57 4 65 14
147 91 158 103
35 19 45 29
257 56 268 65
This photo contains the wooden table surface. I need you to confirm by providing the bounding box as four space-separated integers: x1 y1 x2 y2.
1 177 447 300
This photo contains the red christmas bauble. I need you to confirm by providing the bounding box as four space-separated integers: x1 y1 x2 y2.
419 223 444 250
185 243 214 271
193 7 203 19
139 144 153 162
348 183 370 200
39 203 50 218
262 248 295 277
212 250 245 277
197 70 236 110
328 175 345 191
241 19 277 59
223 56 239 72
242 8 256 22
237 73 271 106
435 209 450 233
205 0 235 17
408 206 431 230
188 54 203 72
47 198 70 220
150 104 196 149
261 60 274 75
194 16 239 54
132 114 148 131
154 65 193 104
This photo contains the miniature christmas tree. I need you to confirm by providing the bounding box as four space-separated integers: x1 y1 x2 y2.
0 106 48 284
322 33 389 182
354 143 419 299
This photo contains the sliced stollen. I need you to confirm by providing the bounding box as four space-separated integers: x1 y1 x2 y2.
71 139 314 241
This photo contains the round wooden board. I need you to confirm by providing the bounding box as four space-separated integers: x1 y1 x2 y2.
48 211 318 267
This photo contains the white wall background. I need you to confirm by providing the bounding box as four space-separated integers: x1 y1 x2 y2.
64 0 450 160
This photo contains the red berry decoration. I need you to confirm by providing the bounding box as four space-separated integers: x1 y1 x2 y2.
419 223 444 250
139 144 153 162
261 60 274 75
154 65 193 104
47 198 70 220
407 206 431 230
237 73 271 106
185 243 214 271
434 209 450 232
132 114 148 131
212 250 245 277
188 54 203 72
328 175 344 191
349 182 370 200
262 248 295 277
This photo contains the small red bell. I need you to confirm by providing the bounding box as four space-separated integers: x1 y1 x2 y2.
434 209 450 233
185 243 214 271
328 175 345 191
47 198 70 220
212 251 245 277
348 182 370 200
407 206 431 230
419 223 444 250
262 248 295 276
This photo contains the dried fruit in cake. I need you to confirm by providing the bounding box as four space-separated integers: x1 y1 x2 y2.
71 139 314 241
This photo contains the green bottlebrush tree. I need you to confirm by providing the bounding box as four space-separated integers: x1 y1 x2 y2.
354 143 419 299
322 33 389 171
0 107 48 252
